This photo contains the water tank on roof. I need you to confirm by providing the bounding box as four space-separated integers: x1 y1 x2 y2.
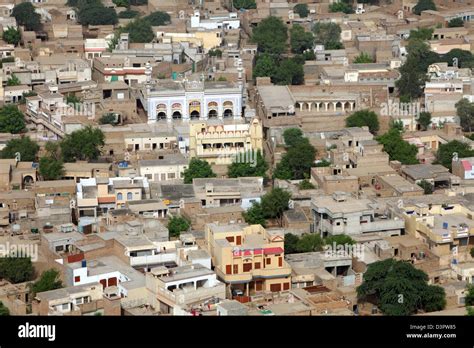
81 260 87 268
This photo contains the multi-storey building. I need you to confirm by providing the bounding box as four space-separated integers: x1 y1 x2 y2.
143 79 243 123
312 192 405 237
205 224 292 296
189 119 263 165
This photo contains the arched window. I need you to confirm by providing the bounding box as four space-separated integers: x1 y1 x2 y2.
117 193 123 200
127 192 133 200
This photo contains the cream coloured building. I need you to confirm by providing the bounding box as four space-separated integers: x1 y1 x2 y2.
143 80 243 123
189 118 263 165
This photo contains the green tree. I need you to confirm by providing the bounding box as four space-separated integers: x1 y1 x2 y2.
353 52 373 63
167 216 190 238
99 113 119 125
66 94 82 110
31 269 63 295
413 0 436 15
436 140 474 170
298 179 315 190
284 233 299 254
396 40 437 100
324 234 355 246
0 105 26 133
283 128 304 147
0 257 34 283
357 259 444 315
0 301 9 316
253 54 277 79
418 179 433 194
470 247 474 258
0 137 38 162
345 109 380 134
77 1 118 26
421 285 446 312
2 27 21 46
273 58 304 85
144 11 171 26
233 0 256 9
227 150 268 178
455 98 474 132
376 128 419 164
313 22 343 49
12 2 42 32
60 126 105 162
448 18 464 28
296 233 324 252
243 202 267 227
39 156 65 180
314 159 331 167
464 285 474 306
252 16 288 55
123 19 154 43
7 74 21 86
118 9 139 18
275 140 316 179
290 24 314 54
260 187 291 225
418 111 432 130
113 0 129 7
293 4 309 17
409 27 434 41
329 1 353 14
183 158 216 184
208 49 223 58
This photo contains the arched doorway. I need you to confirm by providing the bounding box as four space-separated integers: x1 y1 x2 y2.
190 110 200 119
208 101 218 118
172 111 182 119
223 101 233 118
208 110 218 118
223 109 233 118
157 112 167 120
23 175 34 188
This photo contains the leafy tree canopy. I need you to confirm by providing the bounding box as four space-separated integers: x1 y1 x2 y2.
357 259 444 315
60 126 105 162
0 301 9 316
329 1 353 14
413 0 436 15
418 111 432 131
293 4 309 17
12 2 42 32
435 140 474 170
0 257 34 283
167 216 190 238
353 52 373 63
345 109 380 134
233 0 256 9
144 11 171 26
2 27 21 46
227 150 268 178
0 137 38 162
290 24 314 54
313 22 343 50
252 16 288 55
183 158 216 184
455 98 474 132
376 127 419 164
448 17 464 28
31 269 63 295
0 105 25 134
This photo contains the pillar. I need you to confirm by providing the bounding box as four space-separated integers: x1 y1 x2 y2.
324 102 329 111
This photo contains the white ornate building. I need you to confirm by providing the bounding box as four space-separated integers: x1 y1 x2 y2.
142 79 243 123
